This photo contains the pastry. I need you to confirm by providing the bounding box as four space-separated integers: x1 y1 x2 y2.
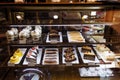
64 47 76 62
68 31 85 42
26 48 38 63
96 44 110 52
65 55 76 62
26 56 36 63
49 29 60 41
14 49 23 57
10 55 19 63
83 51 95 60
81 46 92 53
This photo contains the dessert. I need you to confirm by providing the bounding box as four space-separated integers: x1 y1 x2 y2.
9 49 23 64
83 51 95 60
43 48 59 65
96 44 110 52
26 49 38 63
81 46 92 53
104 51 115 61
6 30 15 42
67 31 85 43
14 49 23 57
49 29 60 41
64 47 76 62
9 55 19 63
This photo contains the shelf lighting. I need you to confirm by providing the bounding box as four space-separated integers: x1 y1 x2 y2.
53 15 58 19
91 11 96 16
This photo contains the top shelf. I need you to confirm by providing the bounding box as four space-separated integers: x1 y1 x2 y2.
0 1 120 6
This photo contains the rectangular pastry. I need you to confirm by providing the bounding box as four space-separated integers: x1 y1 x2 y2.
83 52 95 60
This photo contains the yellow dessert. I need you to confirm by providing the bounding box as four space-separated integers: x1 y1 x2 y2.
10 55 19 63
14 49 23 57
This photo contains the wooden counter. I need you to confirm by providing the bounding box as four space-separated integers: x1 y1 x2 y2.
2 68 120 80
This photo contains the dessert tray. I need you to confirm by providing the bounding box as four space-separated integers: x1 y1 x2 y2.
62 47 79 64
93 45 115 63
42 48 59 65
78 47 99 64
79 67 113 77
46 32 63 43
23 47 43 65
67 31 85 43
8 48 27 66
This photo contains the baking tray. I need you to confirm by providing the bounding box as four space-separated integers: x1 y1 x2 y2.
42 48 59 65
62 47 79 64
46 32 63 43
78 47 99 64
67 31 85 43
23 48 42 65
8 48 27 66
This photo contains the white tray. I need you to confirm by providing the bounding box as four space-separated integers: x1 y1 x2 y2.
23 48 42 65
62 47 79 64
8 48 27 66
93 47 115 63
78 47 99 64
67 31 85 43
42 48 59 65
46 32 63 43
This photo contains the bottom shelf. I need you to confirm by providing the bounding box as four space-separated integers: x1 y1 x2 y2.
2 68 120 80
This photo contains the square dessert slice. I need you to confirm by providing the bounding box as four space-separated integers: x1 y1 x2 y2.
81 46 92 53
83 52 95 60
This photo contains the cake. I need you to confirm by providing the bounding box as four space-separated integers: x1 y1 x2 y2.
65 55 76 62
10 55 20 63
68 31 85 42
104 51 115 61
64 47 76 62
81 46 92 53
26 50 37 63
49 29 60 41
14 49 23 57
96 44 110 52
6 30 15 42
83 51 95 60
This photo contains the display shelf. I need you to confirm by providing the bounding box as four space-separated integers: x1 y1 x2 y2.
0 1 120 80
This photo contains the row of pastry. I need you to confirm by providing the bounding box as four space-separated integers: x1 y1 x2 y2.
6 27 85 43
8 44 117 66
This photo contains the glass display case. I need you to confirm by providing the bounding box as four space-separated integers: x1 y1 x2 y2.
0 1 120 80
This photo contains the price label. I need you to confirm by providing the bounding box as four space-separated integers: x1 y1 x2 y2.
19 39 26 44
8 63 15 66
66 62 73 66
88 62 95 65
50 40 58 44
28 63 36 66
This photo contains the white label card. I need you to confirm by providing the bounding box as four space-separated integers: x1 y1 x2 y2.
28 63 36 66
8 63 15 66
66 62 73 66
88 62 95 65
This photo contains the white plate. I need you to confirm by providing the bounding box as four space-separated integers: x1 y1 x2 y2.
42 48 59 65
93 47 115 63
78 47 99 64
62 47 79 64
67 31 85 43
8 48 27 65
46 32 63 43
23 48 42 65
